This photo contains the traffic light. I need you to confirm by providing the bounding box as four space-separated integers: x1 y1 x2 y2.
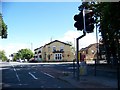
1 29 5 39
1 28 7 39
74 11 84 31
85 12 94 33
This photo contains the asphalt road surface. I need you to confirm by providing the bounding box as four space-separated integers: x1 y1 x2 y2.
1 62 118 89
1 62 75 89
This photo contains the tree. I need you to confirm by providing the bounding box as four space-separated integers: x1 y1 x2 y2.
94 2 120 65
13 53 20 61
78 2 120 65
14 49 34 61
0 50 8 61
0 13 8 39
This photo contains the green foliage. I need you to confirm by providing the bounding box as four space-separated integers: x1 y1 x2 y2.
0 14 1 30
79 2 120 64
0 50 8 61
0 13 8 39
94 2 120 64
13 49 34 61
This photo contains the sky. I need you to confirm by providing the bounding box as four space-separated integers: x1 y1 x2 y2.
0 1 100 58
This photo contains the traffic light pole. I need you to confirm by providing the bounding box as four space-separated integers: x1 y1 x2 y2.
116 31 120 90
75 7 94 80
76 31 86 80
76 8 87 80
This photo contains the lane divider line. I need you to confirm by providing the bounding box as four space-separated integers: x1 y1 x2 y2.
28 72 38 80
11 64 21 82
16 74 21 82
43 72 55 78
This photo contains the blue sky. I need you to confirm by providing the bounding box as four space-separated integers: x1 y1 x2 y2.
0 2 99 57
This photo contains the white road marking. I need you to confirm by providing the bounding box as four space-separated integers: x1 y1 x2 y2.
41 86 44 88
18 84 28 86
58 86 61 88
16 73 20 81
28 72 38 80
11 64 20 82
43 72 55 78
68 67 77 69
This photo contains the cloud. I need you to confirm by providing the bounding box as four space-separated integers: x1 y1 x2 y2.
0 43 31 58
57 30 97 49
0 30 99 58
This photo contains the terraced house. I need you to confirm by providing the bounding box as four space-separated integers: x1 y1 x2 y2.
79 43 97 61
34 40 74 62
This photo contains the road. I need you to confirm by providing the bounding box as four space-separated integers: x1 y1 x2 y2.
1 62 75 89
1 61 118 89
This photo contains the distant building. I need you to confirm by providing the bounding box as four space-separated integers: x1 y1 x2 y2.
34 40 74 62
79 43 98 61
34 46 43 61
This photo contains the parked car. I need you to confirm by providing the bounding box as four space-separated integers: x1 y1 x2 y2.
29 58 38 63
25 59 28 62
19 59 24 63
16 59 20 62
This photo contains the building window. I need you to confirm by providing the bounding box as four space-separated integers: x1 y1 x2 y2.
54 53 62 60
53 46 56 52
86 50 88 54
48 46 50 52
55 54 57 59
59 54 62 59
35 52 37 54
38 50 41 53
39 55 42 58
91 50 95 54
60 46 64 52
48 54 50 60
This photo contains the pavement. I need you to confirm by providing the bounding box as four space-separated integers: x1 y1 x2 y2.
38 64 118 89
57 71 118 89
37 62 118 89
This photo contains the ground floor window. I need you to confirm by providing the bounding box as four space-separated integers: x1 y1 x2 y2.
54 53 62 60
39 55 42 58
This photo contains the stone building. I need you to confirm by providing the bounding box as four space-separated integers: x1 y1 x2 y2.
34 40 74 62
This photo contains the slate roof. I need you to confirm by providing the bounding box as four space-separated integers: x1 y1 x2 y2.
79 43 98 52
43 40 71 47
34 46 43 51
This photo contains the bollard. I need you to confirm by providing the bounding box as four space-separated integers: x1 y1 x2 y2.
80 61 87 75
73 59 76 78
